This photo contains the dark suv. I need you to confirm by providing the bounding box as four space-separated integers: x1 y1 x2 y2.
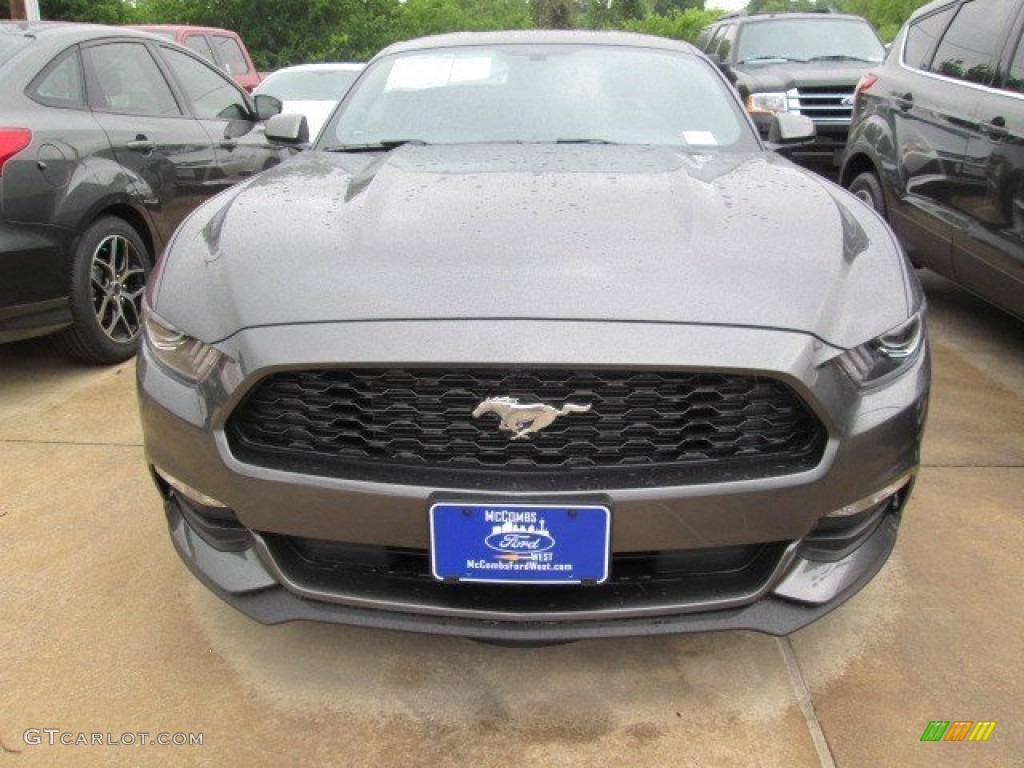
0 22 306 363
841 0 1024 320
697 11 886 167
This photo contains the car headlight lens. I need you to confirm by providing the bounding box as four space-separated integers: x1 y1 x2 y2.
746 92 789 115
836 313 924 386
143 308 222 382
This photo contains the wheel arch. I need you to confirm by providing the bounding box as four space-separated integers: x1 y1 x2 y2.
840 151 880 190
72 197 160 270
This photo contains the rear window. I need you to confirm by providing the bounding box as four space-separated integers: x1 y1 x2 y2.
0 29 30 67
258 69 361 101
212 35 249 75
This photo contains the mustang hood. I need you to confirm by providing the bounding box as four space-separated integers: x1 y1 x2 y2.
155 144 913 349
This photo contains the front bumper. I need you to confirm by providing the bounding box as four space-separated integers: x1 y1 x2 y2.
138 319 929 640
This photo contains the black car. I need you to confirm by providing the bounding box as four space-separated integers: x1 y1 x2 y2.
841 0 1024 320
696 11 886 167
0 22 306 364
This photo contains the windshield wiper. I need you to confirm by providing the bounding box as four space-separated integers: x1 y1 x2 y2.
554 138 618 145
736 55 808 64
323 139 429 153
806 55 878 63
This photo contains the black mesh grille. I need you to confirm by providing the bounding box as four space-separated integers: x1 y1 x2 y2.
226 368 826 487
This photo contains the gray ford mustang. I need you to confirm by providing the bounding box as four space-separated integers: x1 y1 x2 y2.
138 31 929 642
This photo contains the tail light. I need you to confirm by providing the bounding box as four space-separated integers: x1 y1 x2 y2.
0 128 32 175
853 74 878 98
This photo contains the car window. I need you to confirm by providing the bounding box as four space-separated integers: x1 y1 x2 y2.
160 46 250 121
28 48 85 108
903 5 957 70
694 28 713 52
1002 32 1024 94
328 45 753 150
184 34 215 64
707 26 727 56
0 30 30 66
716 25 738 61
212 35 250 75
927 0 1004 85
257 69 361 101
84 42 180 116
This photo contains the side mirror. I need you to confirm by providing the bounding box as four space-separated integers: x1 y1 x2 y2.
766 113 816 152
254 94 283 121
265 113 309 145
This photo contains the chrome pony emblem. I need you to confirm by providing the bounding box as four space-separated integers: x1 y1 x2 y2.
841 95 855 107
472 397 591 440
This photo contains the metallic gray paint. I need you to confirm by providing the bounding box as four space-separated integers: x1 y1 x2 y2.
153 146 913 350
139 33 930 639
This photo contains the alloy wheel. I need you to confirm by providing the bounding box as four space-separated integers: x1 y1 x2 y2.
90 234 146 343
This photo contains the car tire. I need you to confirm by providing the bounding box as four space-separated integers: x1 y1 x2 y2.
53 216 150 365
849 171 887 218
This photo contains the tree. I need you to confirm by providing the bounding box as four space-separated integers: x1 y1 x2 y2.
624 8 722 42
39 0 134 24
531 0 575 29
392 0 532 42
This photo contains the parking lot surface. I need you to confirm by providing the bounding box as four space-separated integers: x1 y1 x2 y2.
1 271 1021 767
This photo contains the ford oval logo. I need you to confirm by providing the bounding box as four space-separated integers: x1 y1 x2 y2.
485 519 556 554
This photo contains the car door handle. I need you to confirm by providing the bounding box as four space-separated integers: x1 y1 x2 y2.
220 139 237 151
127 135 154 153
894 92 913 112
985 115 1008 139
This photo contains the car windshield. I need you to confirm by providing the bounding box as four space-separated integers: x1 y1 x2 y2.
735 19 884 65
257 68 361 101
321 44 754 150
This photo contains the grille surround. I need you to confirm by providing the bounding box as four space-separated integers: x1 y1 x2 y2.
226 367 826 490
787 85 856 124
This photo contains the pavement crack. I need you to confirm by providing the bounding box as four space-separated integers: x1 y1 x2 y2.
0 438 143 448
777 636 836 768
921 463 1024 469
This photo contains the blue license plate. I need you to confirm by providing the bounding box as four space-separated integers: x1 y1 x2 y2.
429 503 610 584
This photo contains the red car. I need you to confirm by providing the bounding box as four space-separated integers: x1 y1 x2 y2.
131 25 261 92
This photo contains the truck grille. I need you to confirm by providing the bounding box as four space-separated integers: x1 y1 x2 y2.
226 368 826 489
787 85 856 124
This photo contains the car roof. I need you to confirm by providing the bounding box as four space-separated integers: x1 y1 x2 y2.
376 30 698 59
131 24 239 36
712 12 870 24
267 62 365 74
0 20 164 45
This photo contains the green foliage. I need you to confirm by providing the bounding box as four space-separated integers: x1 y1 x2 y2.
623 8 723 42
392 0 533 42
37 0 931 66
39 0 133 24
532 0 575 28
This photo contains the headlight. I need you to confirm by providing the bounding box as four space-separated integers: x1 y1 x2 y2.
836 313 924 386
142 307 222 382
746 92 789 115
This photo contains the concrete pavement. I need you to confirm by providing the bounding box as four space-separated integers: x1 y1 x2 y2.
1 270 1020 767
